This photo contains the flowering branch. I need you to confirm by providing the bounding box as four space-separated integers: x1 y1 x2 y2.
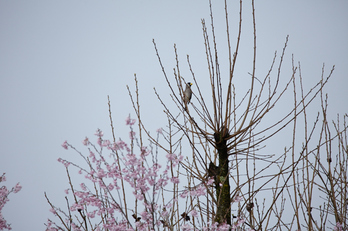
0 173 22 231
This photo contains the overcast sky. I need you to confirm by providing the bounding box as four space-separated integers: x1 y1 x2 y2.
1 1 347 230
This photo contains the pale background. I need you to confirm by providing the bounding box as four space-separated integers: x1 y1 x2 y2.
1 1 347 230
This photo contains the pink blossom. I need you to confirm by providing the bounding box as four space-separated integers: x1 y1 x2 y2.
63 160 70 168
140 211 149 220
64 189 69 194
82 137 89 146
49 208 56 214
58 158 70 168
80 183 87 191
218 222 231 231
161 209 169 217
125 115 136 125
156 128 163 134
88 211 96 218
61 140 68 150
180 190 189 198
94 129 103 137
141 146 150 156
89 151 95 158
107 183 114 191
334 222 343 231
97 137 102 146
129 131 136 140
166 153 176 161
190 209 198 217
181 223 193 231
190 185 206 197
178 155 184 162
236 218 245 226
0 174 6 182
207 177 215 186
116 140 127 150
13 183 21 193
110 142 118 151
102 140 110 147
232 195 243 203
170 177 180 184
0 186 9 200
165 203 172 209
135 193 144 200
203 222 232 231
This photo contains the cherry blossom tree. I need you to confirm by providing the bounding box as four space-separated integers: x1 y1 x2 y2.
0 173 22 231
45 114 246 230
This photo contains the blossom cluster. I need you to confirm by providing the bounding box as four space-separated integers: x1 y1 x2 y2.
334 222 343 231
47 116 246 230
0 173 22 230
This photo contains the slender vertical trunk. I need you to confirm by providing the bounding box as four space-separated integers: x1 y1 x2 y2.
214 127 231 225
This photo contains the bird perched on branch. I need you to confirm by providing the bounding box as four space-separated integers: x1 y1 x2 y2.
184 82 193 111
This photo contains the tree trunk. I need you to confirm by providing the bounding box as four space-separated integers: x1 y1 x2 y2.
214 127 231 225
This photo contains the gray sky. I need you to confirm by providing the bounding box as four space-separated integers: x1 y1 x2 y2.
1 1 347 230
